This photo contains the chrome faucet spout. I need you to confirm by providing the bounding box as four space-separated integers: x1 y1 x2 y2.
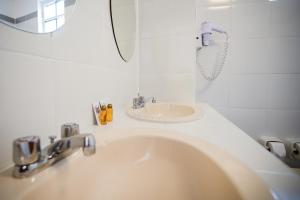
81 134 96 156
132 94 156 109
46 134 96 158
12 123 96 178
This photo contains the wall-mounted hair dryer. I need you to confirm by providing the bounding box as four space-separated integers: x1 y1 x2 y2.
196 21 229 81
201 21 227 46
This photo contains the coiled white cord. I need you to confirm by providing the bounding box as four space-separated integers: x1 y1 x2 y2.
196 33 229 81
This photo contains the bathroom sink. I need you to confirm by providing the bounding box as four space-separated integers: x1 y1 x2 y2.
0 128 272 200
126 102 203 122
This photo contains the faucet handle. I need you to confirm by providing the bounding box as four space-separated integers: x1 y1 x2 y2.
82 134 96 156
13 136 41 166
132 97 139 108
48 135 57 144
61 123 79 138
152 97 156 103
138 95 145 103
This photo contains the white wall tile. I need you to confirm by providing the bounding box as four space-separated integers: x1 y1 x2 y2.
232 2 270 38
139 0 196 104
232 0 268 4
140 73 195 103
0 24 53 57
196 0 300 141
196 74 229 107
140 0 195 38
49 0 105 66
226 108 267 139
140 35 195 74
196 0 232 7
229 75 268 109
230 38 270 74
0 50 55 170
268 38 300 74
267 75 300 110
270 0 300 37
267 110 300 138
53 63 137 132
53 63 104 132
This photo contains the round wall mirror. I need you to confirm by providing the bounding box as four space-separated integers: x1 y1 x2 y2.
0 0 76 34
110 0 136 62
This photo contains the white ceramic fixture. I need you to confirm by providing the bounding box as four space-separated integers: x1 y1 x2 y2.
0 128 273 200
126 102 203 123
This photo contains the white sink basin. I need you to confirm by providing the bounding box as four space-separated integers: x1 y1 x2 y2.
126 102 203 123
0 128 273 200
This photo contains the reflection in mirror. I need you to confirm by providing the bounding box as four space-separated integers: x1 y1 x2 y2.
110 0 136 62
0 0 76 34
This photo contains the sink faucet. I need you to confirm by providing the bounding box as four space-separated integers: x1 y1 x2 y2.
132 93 156 109
12 123 96 178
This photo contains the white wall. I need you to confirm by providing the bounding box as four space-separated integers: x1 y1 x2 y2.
0 0 14 16
139 0 196 103
196 0 300 140
0 0 138 171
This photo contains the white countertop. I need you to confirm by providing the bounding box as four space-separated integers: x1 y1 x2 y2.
97 103 300 200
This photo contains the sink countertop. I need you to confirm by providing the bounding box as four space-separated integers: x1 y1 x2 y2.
0 103 299 200
96 103 300 200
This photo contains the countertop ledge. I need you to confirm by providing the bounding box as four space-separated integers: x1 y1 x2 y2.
1 103 300 200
